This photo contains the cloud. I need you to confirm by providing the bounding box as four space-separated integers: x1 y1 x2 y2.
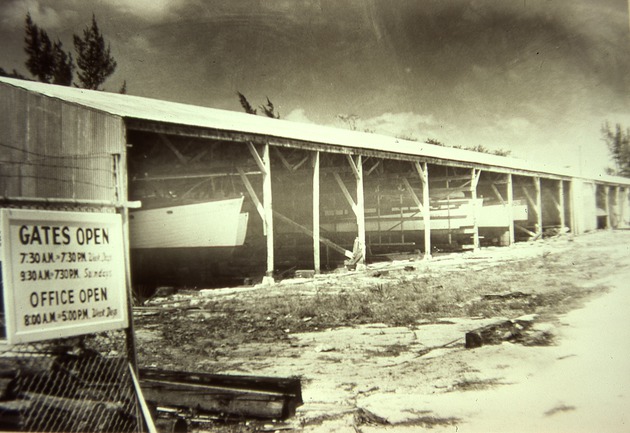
359 112 438 140
1 0 76 29
484 117 533 138
128 34 156 53
285 108 316 124
98 0 188 22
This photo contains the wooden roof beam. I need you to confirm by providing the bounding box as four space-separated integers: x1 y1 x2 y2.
158 134 189 165
332 172 358 216
247 142 267 175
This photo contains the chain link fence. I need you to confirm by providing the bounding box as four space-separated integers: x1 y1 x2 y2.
1 331 144 432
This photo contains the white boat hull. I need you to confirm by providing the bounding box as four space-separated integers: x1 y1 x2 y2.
321 199 528 233
130 197 249 249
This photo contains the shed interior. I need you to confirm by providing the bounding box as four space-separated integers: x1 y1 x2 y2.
125 128 581 291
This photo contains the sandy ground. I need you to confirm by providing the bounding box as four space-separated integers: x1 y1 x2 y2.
137 231 630 432
294 233 630 433
352 268 630 433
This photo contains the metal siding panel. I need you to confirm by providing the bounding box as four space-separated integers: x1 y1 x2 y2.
54 106 123 200
27 91 62 156
65 107 123 156
0 85 29 196
0 83 124 202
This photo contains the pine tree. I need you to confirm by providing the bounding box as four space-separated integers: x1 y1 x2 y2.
73 15 117 90
24 13 54 83
0 68 27 79
237 92 281 119
237 91 257 115
261 97 280 119
52 40 73 85
602 122 630 177
23 13 73 85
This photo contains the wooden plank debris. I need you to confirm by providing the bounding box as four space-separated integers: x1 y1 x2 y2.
274 210 353 259
139 368 303 420
465 313 539 349
515 224 540 239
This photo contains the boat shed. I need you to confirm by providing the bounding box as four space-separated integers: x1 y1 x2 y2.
1 76 629 289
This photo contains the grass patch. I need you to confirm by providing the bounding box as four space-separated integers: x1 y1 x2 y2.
136 233 622 372
399 415 461 428
544 404 577 417
141 267 606 366
365 344 408 357
449 378 505 392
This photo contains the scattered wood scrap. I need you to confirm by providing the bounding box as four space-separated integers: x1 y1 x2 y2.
139 368 303 421
465 314 538 349
481 291 532 300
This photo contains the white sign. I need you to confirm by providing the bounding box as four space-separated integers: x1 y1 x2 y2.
1 209 129 344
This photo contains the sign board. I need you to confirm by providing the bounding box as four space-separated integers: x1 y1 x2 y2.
1 209 128 344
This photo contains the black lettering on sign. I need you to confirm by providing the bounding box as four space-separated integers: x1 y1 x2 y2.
75 227 110 245
61 309 89 322
24 312 58 326
29 290 75 307
19 225 71 245
79 287 108 303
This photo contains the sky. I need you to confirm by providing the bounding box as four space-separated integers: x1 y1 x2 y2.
1 0 629 176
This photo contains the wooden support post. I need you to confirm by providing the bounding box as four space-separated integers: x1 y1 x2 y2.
333 156 366 265
332 172 358 216
471 169 481 251
422 163 430 258
246 143 274 281
558 180 566 231
414 162 431 259
520 180 544 239
521 186 537 210
114 153 139 372
534 177 542 238
490 183 506 205
237 168 265 228
377 185 382 244
620 187 627 228
569 181 576 233
604 186 611 229
401 175 427 251
312 152 321 273
507 174 515 245
400 177 423 212
247 142 266 173
353 155 366 266
614 186 621 228
446 177 452 245
263 144 274 279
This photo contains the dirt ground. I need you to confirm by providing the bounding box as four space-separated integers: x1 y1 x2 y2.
133 230 630 432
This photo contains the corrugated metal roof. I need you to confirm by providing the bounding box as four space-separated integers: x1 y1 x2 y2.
2 76 628 185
